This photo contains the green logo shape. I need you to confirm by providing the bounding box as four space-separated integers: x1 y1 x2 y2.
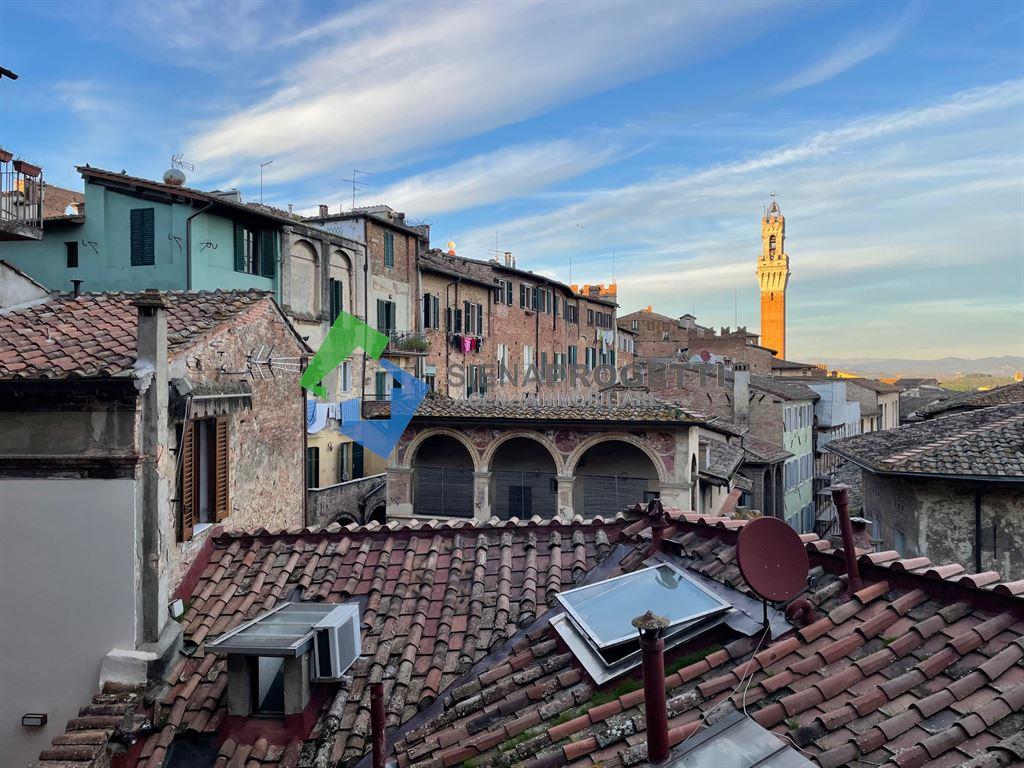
301 311 389 398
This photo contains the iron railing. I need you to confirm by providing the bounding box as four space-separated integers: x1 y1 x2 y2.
384 330 429 354
0 155 44 235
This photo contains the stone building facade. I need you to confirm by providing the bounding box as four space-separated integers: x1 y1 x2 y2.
828 403 1024 579
386 399 712 521
418 250 628 399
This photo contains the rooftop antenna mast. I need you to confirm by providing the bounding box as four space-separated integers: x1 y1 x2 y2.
346 169 374 211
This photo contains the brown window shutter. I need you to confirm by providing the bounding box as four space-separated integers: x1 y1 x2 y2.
180 421 196 541
214 417 230 522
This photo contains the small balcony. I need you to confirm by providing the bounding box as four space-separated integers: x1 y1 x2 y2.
382 330 429 356
0 152 44 241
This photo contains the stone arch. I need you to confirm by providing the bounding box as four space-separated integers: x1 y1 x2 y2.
480 430 564 475
289 238 320 316
565 432 669 484
401 427 483 472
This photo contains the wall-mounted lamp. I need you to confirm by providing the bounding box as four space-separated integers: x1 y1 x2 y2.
168 598 185 621
22 713 47 727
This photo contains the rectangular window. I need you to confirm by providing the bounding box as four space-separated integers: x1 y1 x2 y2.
65 241 79 269
338 443 351 480
341 361 352 392
383 231 395 268
178 417 230 541
130 208 155 266
894 529 905 555
422 294 440 329
495 279 513 305
234 224 260 275
631 319 638 331
329 278 344 323
466 365 486 397
540 351 548 377
376 299 396 336
585 347 596 369
306 446 320 489
568 345 577 365
520 284 534 310
523 345 534 376
587 308 595 326
374 370 388 400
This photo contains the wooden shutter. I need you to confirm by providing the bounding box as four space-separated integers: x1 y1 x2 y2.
432 296 440 328
214 417 230 522
260 230 277 278
130 208 155 266
477 304 483 336
234 224 245 272
179 421 196 541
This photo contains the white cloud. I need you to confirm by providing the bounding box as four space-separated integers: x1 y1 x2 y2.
771 6 917 94
341 139 631 217
185 0 782 184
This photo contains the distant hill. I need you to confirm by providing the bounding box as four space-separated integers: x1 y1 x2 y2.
826 355 1024 379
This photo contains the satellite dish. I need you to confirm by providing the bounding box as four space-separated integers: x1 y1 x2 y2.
736 516 808 603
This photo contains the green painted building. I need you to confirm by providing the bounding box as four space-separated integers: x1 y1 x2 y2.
0 167 283 295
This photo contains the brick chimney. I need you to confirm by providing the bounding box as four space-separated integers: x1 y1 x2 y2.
733 363 750 423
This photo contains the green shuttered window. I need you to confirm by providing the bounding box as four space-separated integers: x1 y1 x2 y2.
130 208 155 266
383 231 394 268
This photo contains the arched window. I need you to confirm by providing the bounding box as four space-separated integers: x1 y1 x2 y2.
769 234 777 255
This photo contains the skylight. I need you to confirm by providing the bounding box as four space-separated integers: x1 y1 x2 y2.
667 710 815 767
557 563 729 654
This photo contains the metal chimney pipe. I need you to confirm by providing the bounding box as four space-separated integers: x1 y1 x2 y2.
71 279 83 298
632 611 670 764
831 484 862 596
370 681 386 768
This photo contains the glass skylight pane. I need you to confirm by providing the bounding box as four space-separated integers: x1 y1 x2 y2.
557 564 729 648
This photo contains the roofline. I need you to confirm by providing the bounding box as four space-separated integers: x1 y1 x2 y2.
0 259 49 293
304 209 428 239
825 443 1024 483
410 414 709 429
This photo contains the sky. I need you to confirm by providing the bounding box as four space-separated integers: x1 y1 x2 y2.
2 0 1022 361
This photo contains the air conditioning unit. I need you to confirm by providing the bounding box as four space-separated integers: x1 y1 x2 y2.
312 604 361 681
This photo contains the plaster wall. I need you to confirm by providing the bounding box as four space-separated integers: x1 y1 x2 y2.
0 477 137 767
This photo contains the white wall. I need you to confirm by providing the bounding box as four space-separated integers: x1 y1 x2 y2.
0 262 48 308
0 478 137 765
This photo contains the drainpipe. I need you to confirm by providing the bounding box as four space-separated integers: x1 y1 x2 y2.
370 681 386 768
632 611 670 764
831 483 862 596
185 201 213 290
974 490 982 573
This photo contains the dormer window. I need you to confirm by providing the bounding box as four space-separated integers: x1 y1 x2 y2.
208 602 361 718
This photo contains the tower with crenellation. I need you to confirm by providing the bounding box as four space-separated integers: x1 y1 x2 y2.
756 195 790 359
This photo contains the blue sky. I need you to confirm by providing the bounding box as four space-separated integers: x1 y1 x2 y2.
3 0 1022 361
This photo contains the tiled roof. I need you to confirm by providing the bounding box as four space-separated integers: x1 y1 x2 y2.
38 509 1024 768
916 381 1024 418
842 377 902 395
770 358 819 371
392 513 1024 768
742 434 792 465
42 182 84 219
699 439 745 482
37 515 631 768
414 397 702 424
0 290 273 380
749 374 819 402
827 403 1024 480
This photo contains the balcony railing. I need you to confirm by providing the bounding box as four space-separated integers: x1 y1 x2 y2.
383 330 429 355
0 153 44 241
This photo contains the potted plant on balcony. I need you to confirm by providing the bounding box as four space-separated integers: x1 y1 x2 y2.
0 149 13 163
13 159 42 178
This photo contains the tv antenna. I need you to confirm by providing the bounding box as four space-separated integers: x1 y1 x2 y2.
346 169 374 211
170 153 194 172
736 516 809 637
220 345 302 380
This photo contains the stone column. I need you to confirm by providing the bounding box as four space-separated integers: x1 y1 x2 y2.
473 471 492 522
556 476 575 519
386 466 413 519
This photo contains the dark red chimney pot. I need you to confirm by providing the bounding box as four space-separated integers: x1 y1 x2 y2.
632 611 670 764
831 484 863 596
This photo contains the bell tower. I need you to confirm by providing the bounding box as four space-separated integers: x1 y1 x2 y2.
756 194 789 359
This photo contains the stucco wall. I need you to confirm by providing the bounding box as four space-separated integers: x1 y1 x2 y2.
862 472 1024 579
0 477 137 767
